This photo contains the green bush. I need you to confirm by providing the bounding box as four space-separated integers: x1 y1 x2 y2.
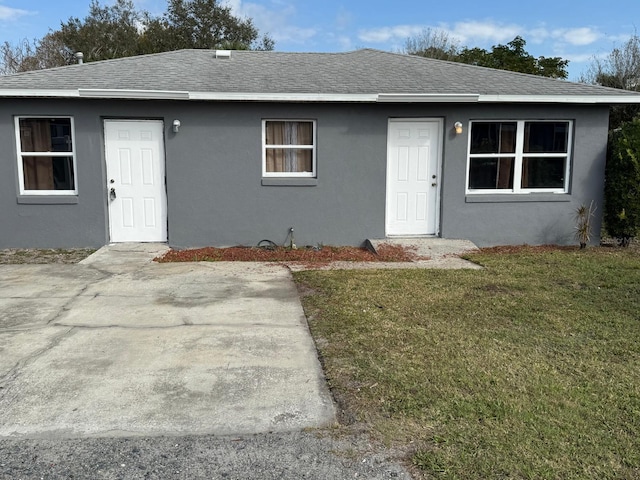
605 119 640 246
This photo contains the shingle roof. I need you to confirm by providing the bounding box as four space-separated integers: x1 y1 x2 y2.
1 48 639 102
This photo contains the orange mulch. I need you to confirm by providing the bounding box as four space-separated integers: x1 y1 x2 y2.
156 243 424 263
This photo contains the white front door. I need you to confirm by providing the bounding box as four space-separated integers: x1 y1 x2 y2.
386 119 442 236
105 120 167 243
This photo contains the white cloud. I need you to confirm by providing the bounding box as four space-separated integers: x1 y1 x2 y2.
447 20 521 45
357 24 424 43
498 24 602 47
563 52 599 63
225 0 291 25
271 26 317 44
0 5 30 21
358 20 524 47
527 27 550 44
606 32 635 44
552 27 602 46
336 35 353 50
222 0 318 45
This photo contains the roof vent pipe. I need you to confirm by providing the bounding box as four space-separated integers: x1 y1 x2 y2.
215 50 231 59
75 52 84 65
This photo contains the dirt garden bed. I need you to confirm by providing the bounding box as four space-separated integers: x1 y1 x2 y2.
0 248 96 265
476 238 640 255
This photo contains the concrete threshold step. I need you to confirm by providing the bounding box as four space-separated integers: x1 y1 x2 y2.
366 237 479 259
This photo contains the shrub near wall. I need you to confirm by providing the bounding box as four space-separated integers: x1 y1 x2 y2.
605 119 640 246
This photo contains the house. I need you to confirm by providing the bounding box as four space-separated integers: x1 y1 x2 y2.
1 48 639 249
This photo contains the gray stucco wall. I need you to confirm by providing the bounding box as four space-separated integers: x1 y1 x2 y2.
0 100 109 248
0 99 609 248
439 104 609 246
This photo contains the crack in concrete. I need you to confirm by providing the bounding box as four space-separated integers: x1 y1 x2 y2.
0 325 57 333
81 264 121 277
46 284 92 326
50 322 302 330
1 295 80 300
0 326 75 392
35 266 116 328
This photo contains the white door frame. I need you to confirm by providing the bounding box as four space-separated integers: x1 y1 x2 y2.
104 119 168 243
385 118 443 237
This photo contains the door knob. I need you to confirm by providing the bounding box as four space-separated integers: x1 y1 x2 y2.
110 187 117 200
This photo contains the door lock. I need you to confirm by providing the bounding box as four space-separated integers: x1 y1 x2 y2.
109 187 117 200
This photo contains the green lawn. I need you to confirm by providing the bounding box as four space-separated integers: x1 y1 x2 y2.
294 247 640 479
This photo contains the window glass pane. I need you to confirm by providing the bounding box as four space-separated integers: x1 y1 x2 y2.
265 121 313 146
521 157 566 188
265 149 313 173
470 122 516 154
22 156 75 190
524 122 568 153
19 118 73 152
469 157 514 189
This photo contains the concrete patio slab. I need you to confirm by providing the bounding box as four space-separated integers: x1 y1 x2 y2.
0 244 335 438
1 325 331 437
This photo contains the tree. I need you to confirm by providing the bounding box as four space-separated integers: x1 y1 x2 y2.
1 39 38 75
143 0 273 51
403 28 460 61
582 34 640 129
59 0 142 63
0 0 274 74
590 34 640 90
604 119 640 245
0 0 141 71
457 36 569 79
403 32 569 79
0 32 69 74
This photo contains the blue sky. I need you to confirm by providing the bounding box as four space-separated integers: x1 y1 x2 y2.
0 0 637 80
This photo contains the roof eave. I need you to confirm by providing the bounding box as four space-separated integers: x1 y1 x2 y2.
0 89 79 98
188 92 378 102
478 94 640 104
79 89 189 100
0 89 378 102
1 89 640 104
377 93 479 103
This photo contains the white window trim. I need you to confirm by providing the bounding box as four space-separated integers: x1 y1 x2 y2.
15 116 78 195
262 119 317 178
465 119 573 195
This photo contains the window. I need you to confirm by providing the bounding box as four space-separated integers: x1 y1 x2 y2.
467 120 572 194
15 117 77 195
262 120 316 177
